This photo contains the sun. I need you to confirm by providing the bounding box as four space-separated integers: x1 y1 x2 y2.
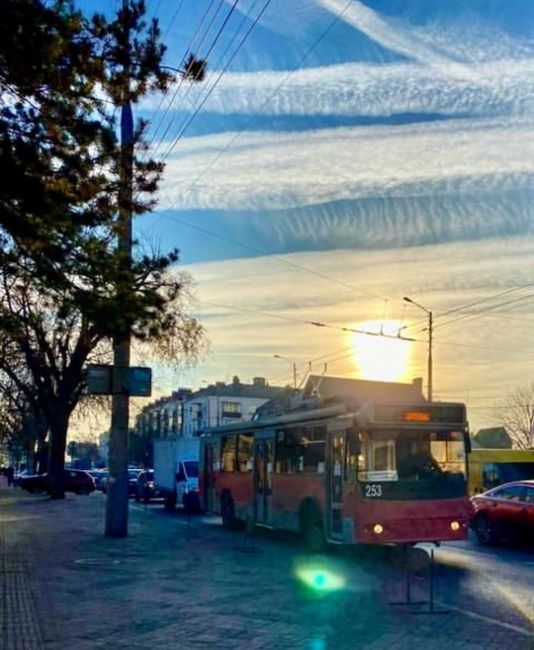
352 320 412 382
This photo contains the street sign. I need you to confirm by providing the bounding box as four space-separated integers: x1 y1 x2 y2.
85 365 152 397
128 367 152 397
85 365 112 395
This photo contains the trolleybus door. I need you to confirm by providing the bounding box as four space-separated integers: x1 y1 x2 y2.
328 432 345 540
203 442 216 513
254 438 274 526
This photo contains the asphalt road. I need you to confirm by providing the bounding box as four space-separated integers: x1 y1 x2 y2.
430 536 534 636
135 498 534 641
3 486 532 650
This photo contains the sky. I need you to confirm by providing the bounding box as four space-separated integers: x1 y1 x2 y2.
79 0 534 435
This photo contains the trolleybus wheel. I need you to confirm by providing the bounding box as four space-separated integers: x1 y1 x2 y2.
221 494 236 530
474 513 495 545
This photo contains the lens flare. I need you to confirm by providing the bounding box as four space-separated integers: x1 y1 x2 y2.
295 567 345 592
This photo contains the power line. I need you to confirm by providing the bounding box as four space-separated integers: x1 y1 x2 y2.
146 0 387 306
402 283 534 333
148 0 220 149
434 290 534 331
163 0 186 38
164 216 388 301
437 284 534 321
161 0 275 162
170 0 353 206
154 0 241 156
153 0 262 157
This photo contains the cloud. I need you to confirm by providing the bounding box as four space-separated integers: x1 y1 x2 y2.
315 0 477 78
314 0 534 75
158 117 534 212
223 0 325 37
141 58 534 120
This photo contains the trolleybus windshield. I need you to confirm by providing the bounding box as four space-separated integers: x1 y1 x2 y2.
349 429 467 500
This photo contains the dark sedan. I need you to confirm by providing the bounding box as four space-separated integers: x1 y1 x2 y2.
19 469 96 495
471 480 534 545
135 469 162 503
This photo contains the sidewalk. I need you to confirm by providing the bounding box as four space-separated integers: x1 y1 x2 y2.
1 483 532 650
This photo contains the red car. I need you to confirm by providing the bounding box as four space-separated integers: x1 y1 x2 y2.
19 469 96 495
471 480 534 545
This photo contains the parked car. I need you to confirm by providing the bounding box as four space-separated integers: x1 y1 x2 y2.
19 469 96 495
470 480 534 545
88 469 109 492
100 469 141 495
14 469 32 487
128 468 142 496
135 469 162 502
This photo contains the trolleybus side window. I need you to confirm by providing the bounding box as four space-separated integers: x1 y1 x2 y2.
221 435 237 472
345 430 361 480
237 434 253 472
275 426 326 474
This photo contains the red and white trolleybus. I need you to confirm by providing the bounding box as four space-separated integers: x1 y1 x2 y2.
199 397 471 549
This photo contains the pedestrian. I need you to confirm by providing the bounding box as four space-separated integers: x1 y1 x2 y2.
6 466 14 487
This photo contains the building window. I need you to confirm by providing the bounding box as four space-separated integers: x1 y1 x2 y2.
221 401 241 419
162 411 169 436
190 403 203 432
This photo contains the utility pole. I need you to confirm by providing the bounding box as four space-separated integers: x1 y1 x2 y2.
273 354 297 390
403 296 433 403
427 310 433 402
106 0 133 538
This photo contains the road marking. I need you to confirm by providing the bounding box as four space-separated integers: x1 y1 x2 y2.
438 602 534 637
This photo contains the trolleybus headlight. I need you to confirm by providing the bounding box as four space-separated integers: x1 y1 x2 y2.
373 524 384 535
450 521 460 531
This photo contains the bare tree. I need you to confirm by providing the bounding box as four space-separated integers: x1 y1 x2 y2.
499 383 534 449
0 372 48 470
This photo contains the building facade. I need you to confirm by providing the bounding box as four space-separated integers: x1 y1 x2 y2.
134 377 286 441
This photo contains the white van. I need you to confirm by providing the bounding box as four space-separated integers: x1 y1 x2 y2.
153 438 200 510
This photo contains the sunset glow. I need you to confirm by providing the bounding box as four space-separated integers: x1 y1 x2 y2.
352 321 412 382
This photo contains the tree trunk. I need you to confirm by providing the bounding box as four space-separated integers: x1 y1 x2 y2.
47 408 70 499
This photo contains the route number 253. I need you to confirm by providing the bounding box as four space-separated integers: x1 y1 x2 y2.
364 484 382 498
